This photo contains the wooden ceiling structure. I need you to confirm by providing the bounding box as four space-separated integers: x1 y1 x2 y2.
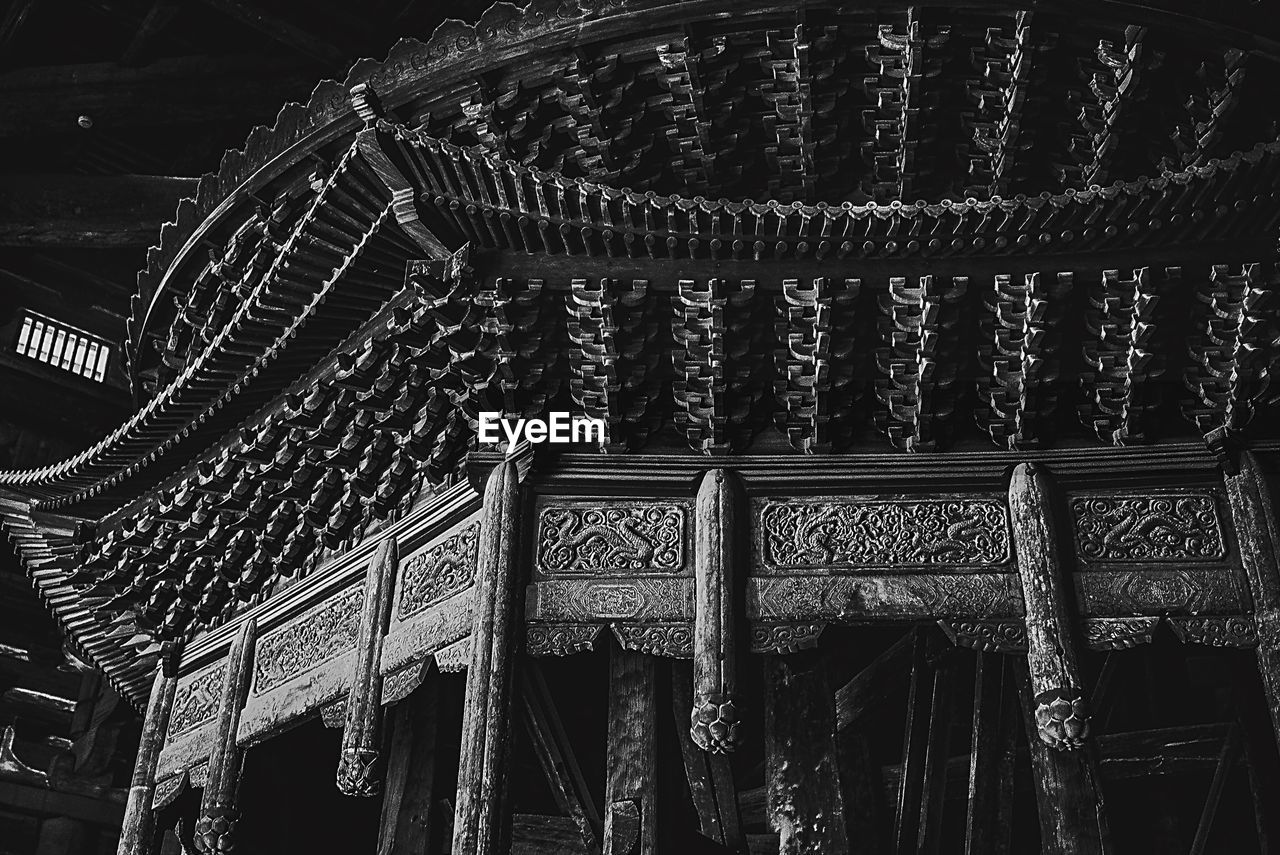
3 0 1280 853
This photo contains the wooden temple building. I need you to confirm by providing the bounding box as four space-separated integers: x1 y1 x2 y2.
5 0 1280 852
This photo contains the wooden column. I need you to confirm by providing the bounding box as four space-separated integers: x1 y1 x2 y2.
378 670 441 855
604 645 658 855
452 459 523 855
764 651 850 855
672 660 746 853
964 654 1016 855
691 468 743 754
338 536 398 796
1009 463 1089 751
1225 450 1280 742
194 618 256 855
1008 463 1109 855
117 657 179 855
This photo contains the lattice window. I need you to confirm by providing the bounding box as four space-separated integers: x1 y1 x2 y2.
14 311 110 382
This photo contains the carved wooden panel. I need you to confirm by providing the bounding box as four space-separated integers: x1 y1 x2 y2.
525 623 603 657
612 622 694 658
755 496 1012 572
1167 615 1258 647
526 578 694 622
748 574 1022 621
168 662 224 740
1070 493 1226 563
252 586 364 696
534 500 690 578
397 521 480 620
1074 570 1247 615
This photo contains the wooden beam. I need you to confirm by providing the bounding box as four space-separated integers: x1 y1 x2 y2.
603 646 656 855
337 536 398 796
671 660 745 853
763 651 849 854
378 671 441 855
195 0 348 67
116 664 177 855
520 663 602 853
0 175 196 248
0 54 319 139
835 629 915 731
691 469 743 753
965 654 1016 855
0 779 124 825
1189 728 1240 855
452 459 523 855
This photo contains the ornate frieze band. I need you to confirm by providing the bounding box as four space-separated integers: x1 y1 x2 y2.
168 663 225 739
535 501 688 576
252 586 364 695
1070 493 1226 562
398 521 480 620
756 497 1011 571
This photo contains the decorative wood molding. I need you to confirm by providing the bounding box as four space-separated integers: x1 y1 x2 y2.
1070 493 1226 562
749 622 826 655
535 502 688 577
1081 617 1160 651
611 623 693 659
167 663 223 741
252 586 363 696
525 623 603 657
397 523 479 621
1167 615 1258 648
938 619 1027 653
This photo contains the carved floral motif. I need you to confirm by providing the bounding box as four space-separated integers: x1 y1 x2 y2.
749 622 826 654
758 498 1010 569
1082 617 1160 650
939 619 1027 652
1167 616 1258 647
398 522 480 620
611 622 693 657
537 504 685 574
168 665 224 739
525 623 602 656
252 587 363 695
1071 494 1225 562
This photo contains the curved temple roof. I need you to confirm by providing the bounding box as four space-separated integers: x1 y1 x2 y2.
2 0 1280 704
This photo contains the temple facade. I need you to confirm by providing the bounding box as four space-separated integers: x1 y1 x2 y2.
4 0 1280 852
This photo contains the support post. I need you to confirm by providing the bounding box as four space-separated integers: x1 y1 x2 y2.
1225 450 1280 742
338 536 399 796
764 651 850 855
452 459 523 855
691 468 743 753
117 650 179 855
604 644 657 855
671 660 746 853
1009 463 1089 750
194 618 256 855
378 669 441 855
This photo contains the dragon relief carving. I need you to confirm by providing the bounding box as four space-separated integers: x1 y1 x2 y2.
537 504 685 575
252 587 364 694
758 498 1011 570
168 665 224 739
1072 494 1225 562
398 522 480 620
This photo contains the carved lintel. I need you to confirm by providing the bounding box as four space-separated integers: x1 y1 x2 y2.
526 623 603 657
1167 615 1258 648
194 618 256 854
118 665 179 855
1082 617 1160 650
692 469 744 754
320 696 347 729
938 619 1027 653
749 622 826 654
434 636 471 673
382 660 430 706
151 771 187 811
612 623 693 658
337 537 399 797
453 459 524 855
1009 464 1090 751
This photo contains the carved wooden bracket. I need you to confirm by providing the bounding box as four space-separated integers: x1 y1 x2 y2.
337 536 398 797
1009 463 1090 751
194 617 256 854
691 469 744 754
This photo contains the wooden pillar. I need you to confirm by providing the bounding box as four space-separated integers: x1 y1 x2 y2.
964 654 1016 855
194 618 256 855
378 670 441 855
764 651 850 855
671 660 746 853
338 536 398 796
1009 463 1089 751
1009 463 1109 855
1225 450 1280 742
691 468 743 754
117 656 179 855
452 459 523 855
604 645 658 855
